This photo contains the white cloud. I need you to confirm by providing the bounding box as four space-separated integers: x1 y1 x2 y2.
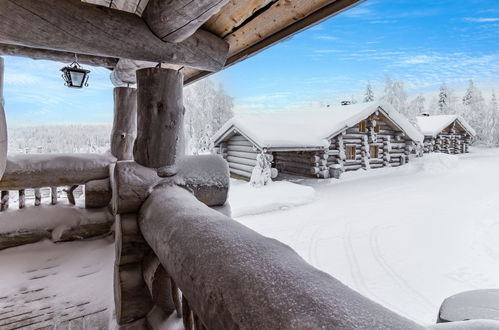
464 17 499 23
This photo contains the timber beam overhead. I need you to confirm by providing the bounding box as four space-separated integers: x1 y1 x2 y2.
0 0 229 72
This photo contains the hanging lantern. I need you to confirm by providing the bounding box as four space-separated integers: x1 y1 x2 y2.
60 55 90 88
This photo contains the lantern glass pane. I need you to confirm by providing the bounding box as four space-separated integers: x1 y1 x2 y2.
70 70 85 87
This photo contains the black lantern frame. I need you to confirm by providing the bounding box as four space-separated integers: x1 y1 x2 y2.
61 58 90 88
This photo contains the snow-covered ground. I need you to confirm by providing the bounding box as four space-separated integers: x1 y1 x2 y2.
232 148 499 325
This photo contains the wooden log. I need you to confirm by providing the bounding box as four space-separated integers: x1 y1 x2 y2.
276 160 316 171
111 87 137 161
226 156 256 167
1 190 8 211
0 57 6 181
142 253 175 314
182 295 194 330
229 168 252 178
138 185 421 330
171 279 182 318
143 0 230 43
344 164 362 171
134 68 184 172
0 153 115 191
227 139 254 147
228 162 254 173
51 187 58 205
0 43 118 69
64 184 78 205
18 189 25 209
227 150 258 160
0 0 229 72
34 188 41 206
85 178 112 209
274 154 318 164
229 135 248 142
279 165 318 176
226 145 257 153
114 213 153 325
112 156 229 214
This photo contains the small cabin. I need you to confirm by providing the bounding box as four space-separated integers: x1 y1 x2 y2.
415 115 475 154
212 102 423 180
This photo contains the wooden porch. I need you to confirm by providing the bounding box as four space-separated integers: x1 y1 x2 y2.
0 0 484 329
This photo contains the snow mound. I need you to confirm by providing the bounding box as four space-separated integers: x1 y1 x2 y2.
229 180 315 217
410 153 459 174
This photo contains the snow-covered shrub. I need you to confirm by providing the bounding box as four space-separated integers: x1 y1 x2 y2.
250 153 272 187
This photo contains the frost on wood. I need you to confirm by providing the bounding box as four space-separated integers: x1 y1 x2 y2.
437 289 499 323
0 153 116 190
0 57 6 180
0 204 113 249
112 155 229 214
250 153 272 187
139 185 423 330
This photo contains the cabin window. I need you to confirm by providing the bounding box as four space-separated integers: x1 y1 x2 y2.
370 145 379 158
359 120 367 133
346 146 356 160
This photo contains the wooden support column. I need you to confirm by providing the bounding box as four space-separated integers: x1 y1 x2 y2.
0 56 7 180
111 87 137 161
18 189 25 209
134 68 185 175
51 187 58 205
1 190 8 211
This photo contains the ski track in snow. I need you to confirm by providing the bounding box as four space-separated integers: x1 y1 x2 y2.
234 148 499 325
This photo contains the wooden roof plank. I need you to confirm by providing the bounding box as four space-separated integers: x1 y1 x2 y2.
0 0 229 72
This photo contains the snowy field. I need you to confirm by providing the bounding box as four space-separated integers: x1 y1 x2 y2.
232 148 499 325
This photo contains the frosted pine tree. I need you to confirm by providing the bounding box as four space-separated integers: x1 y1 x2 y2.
363 82 374 102
462 79 486 141
438 84 450 114
485 92 499 146
184 79 234 154
382 77 408 117
408 94 426 117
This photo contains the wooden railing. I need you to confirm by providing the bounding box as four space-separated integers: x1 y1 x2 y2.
137 185 425 330
0 153 115 211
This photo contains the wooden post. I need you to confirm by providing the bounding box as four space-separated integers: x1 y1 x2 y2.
50 186 58 205
134 68 185 175
34 188 41 206
0 56 7 180
1 190 8 211
111 87 137 161
18 189 25 209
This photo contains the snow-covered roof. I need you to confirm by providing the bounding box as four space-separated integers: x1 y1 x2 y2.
415 115 476 137
213 102 423 151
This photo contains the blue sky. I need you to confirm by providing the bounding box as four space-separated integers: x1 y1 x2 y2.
3 0 499 125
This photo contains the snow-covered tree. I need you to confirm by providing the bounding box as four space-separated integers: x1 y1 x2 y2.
363 82 374 103
484 92 499 146
184 79 234 155
350 95 358 104
438 84 450 114
408 94 426 116
250 153 272 187
382 77 408 117
462 79 486 141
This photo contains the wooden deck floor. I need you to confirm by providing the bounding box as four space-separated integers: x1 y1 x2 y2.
0 238 114 330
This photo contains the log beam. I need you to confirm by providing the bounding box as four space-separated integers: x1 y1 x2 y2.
0 0 229 72
134 68 184 172
143 0 230 43
0 57 6 180
0 43 118 69
111 87 137 160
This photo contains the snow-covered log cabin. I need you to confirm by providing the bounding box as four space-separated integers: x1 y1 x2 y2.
212 102 423 179
415 114 475 154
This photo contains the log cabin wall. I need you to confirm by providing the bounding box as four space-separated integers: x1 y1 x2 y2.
422 122 472 154
217 133 260 179
273 151 329 178
328 112 414 172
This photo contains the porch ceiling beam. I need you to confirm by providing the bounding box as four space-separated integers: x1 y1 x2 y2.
0 43 119 69
0 0 229 72
142 0 230 43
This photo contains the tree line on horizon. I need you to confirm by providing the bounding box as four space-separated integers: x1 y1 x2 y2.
352 78 498 146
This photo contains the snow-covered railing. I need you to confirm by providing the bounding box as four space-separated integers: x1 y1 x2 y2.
135 185 423 329
0 153 115 211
